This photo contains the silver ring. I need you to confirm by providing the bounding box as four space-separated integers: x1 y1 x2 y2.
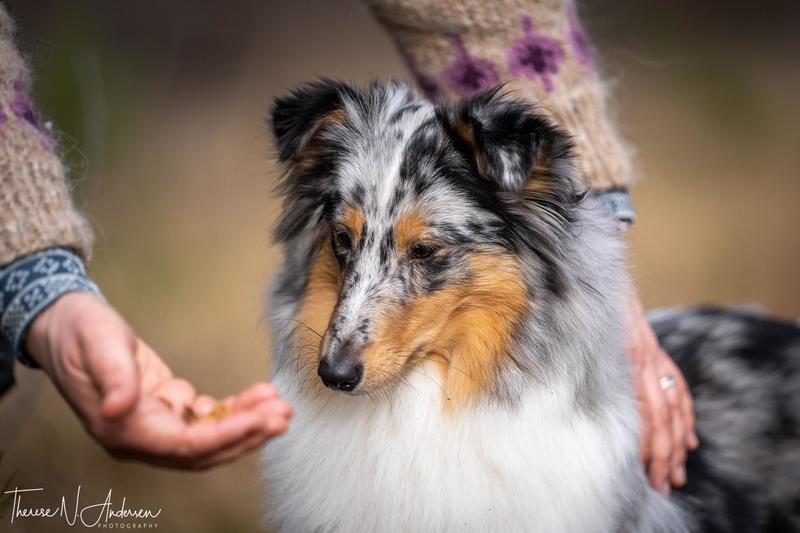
659 375 677 391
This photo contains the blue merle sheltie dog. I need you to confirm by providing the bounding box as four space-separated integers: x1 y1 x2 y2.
260 80 800 533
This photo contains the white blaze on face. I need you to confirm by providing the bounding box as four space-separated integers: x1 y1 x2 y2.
329 94 435 341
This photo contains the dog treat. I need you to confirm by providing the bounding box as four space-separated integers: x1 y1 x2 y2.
181 405 197 424
180 403 232 424
205 403 232 421
159 395 233 424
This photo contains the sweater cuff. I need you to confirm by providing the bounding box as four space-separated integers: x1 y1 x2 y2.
593 187 635 226
0 248 102 368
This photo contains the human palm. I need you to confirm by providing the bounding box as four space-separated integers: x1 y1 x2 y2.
26 293 291 470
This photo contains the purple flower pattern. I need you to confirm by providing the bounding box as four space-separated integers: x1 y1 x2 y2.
507 16 564 93
6 78 51 147
11 79 41 130
399 7 595 101
444 36 500 97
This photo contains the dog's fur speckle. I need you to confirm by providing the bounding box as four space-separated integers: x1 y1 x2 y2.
261 80 800 532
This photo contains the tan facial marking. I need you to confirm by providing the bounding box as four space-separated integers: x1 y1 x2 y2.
433 252 528 408
359 250 528 409
293 217 527 408
294 241 341 391
395 211 428 252
341 207 365 243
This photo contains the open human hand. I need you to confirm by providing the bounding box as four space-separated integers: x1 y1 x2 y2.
25 292 291 470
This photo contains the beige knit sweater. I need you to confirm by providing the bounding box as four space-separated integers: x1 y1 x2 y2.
0 8 93 266
0 0 632 267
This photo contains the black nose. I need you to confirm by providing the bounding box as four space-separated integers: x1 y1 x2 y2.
318 358 363 392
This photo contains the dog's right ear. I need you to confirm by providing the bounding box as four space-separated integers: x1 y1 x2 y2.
270 80 355 243
270 79 353 162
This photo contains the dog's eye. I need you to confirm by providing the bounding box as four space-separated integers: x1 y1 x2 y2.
409 242 437 260
332 229 353 255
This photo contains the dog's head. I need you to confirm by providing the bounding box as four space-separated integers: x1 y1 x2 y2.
271 80 582 406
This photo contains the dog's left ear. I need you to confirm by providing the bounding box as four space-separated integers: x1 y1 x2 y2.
270 79 355 162
442 88 577 197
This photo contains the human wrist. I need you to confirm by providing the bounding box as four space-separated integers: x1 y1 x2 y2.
0 248 103 369
593 187 635 227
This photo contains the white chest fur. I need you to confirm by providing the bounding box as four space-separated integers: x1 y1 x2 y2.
261 362 638 533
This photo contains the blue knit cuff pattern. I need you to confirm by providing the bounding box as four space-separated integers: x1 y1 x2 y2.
0 249 103 368
595 188 635 225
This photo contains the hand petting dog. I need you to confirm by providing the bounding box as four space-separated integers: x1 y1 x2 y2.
627 291 699 495
24 292 292 470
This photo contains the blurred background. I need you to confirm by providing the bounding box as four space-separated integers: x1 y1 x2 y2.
0 0 798 531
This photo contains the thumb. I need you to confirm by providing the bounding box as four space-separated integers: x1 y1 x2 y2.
83 321 141 419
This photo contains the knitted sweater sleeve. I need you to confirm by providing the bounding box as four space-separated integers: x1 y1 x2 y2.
0 7 100 395
0 6 93 266
364 0 636 194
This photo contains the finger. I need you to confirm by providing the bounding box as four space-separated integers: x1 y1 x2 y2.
101 389 292 470
677 375 699 450
639 418 652 464
221 397 292 435
81 324 141 420
175 405 284 459
192 395 218 417
666 391 687 488
129 411 258 460
643 368 672 494
634 373 653 463
105 427 269 471
191 401 292 469
228 385 292 421
135 341 175 393
663 355 698 451
648 413 672 495
153 378 197 414
231 382 280 410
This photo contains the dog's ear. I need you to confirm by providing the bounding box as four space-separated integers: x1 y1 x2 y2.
442 88 578 199
270 79 354 162
270 80 356 243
